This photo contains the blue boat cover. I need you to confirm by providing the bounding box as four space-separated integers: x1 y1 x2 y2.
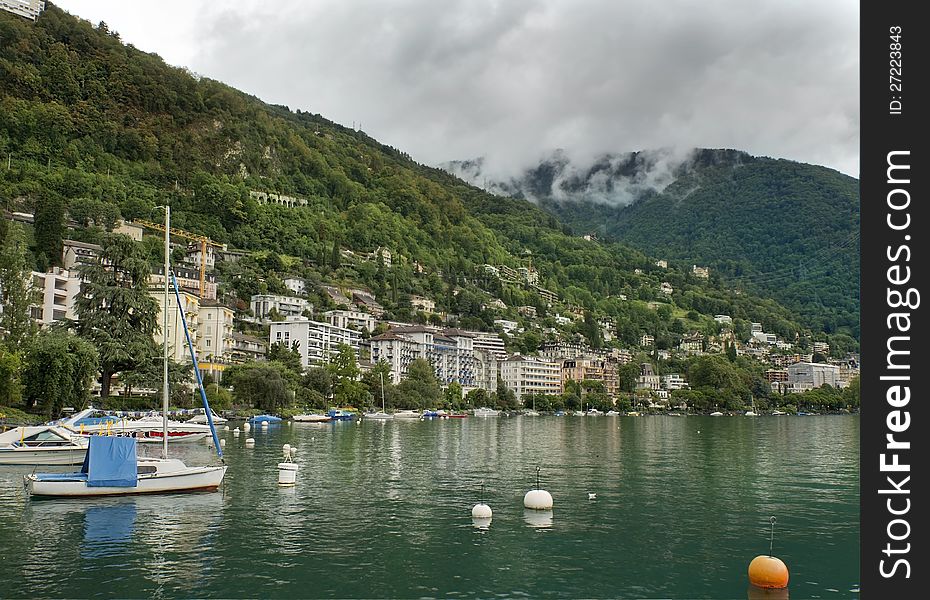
249 414 282 423
82 436 138 487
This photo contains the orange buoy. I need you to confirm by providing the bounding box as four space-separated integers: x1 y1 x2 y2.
748 555 789 589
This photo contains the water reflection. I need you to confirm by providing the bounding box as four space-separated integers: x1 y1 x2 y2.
83 502 137 558
471 516 492 530
746 584 790 600
523 509 553 529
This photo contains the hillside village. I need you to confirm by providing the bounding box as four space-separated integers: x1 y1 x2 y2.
13 210 859 415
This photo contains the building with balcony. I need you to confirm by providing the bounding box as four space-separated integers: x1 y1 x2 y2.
500 355 562 402
197 302 235 382
324 309 376 333
230 332 268 363
269 317 362 369
150 289 200 364
29 267 81 325
250 294 310 321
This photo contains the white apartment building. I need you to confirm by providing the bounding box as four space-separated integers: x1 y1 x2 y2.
500 355 562 402
635 363 661 392
251 294 310 321
325 309 376 333
714 315 733 324
494 319 519 334
151 289 200 364
787 362 841 391
369 326 480 389
472 331 507 361
474 350 499 394
62 239 101 271
184 244 216 271
661 374 689 391
283 277 306 295
0 0 44 21
29 267 81 325
269 317 362 369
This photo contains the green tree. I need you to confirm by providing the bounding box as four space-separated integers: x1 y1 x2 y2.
0 223 37 353
495 377 518 410
0 350 22 406
268 340 304 374
22 329 98 417
397 358 440 408
72 233 160 397
226 362 292 412
32 196 66 270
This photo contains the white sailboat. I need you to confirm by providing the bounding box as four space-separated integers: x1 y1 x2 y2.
25 206 227 497
745 397 759 416
365 372 393 420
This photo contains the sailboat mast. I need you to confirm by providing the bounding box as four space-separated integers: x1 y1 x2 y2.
162 205 170 459
380 371 385 412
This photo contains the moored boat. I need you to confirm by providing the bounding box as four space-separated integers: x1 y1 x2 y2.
393 410 421 419
327 409 356 421
473 407 500 417
0 425 88 465
24 435 226 497
292 413 332 422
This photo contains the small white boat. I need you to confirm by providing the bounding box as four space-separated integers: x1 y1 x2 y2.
393 410 422 419
24 435 226 497
187 408 227 425
772 410 787 416
365 411 393 420
473 407 500 417
585 409 604 416
744 410 759 417
605 410 620 416
710 411 724 416
292 413 332 422
523 410 540 417
572 410 585 416
0 425 88 465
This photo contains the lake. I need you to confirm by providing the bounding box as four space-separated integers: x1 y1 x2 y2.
0 414 859 598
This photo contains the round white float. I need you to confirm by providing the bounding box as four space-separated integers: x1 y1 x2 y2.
245 437 255 447
220 439 226 447
278 462 298 486
261 421 269 428
471 503 493 519
523 489 553 510
223 425 230 431
243 422 251 432
233 427 240 436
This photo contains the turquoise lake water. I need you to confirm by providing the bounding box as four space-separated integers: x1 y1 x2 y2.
0 414 859 598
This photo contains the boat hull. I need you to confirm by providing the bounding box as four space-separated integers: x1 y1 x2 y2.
25 465 228 497
0 447 88 465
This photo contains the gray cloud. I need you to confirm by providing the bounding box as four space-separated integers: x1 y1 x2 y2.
58 0 860 178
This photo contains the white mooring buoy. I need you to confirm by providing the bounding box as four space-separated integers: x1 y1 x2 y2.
524 466 554 510
278 444 298 486
588 492 597 500
220 439 226 448
223 425 230 431
233 427 240 437
245 437 255 447
261 420 269 428
243 422 251 432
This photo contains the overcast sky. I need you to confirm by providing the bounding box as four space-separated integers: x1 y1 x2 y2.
54 0 859 178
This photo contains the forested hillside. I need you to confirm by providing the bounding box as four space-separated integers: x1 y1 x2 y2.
0 4 851 353
448 149 860 340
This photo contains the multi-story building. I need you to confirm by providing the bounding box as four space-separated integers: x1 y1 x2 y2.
787 362 840 391
197 301 235 382
410 295 436 313
714 314 733 325
269 317 362 369
150 288 200 364
500 355 562 402
539 340 587 361
635 363 661 392
324 309 376 333
0 0 44 21
661 374 689 391
150 266 217 301
472 331 507 361
283 277 307 296
250 294 310 321
764 369 789 384
679 332 704 353
62 239 101 271
473 350 499 394
184 244 216 271
369 326 478 389
562 357 620 398
494 319 518 334
29 267 81 325
812 341 831 355
692 265 710 279
640 334 655 347
230 332 268 363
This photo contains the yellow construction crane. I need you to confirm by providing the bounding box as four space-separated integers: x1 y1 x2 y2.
133 219 224 299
